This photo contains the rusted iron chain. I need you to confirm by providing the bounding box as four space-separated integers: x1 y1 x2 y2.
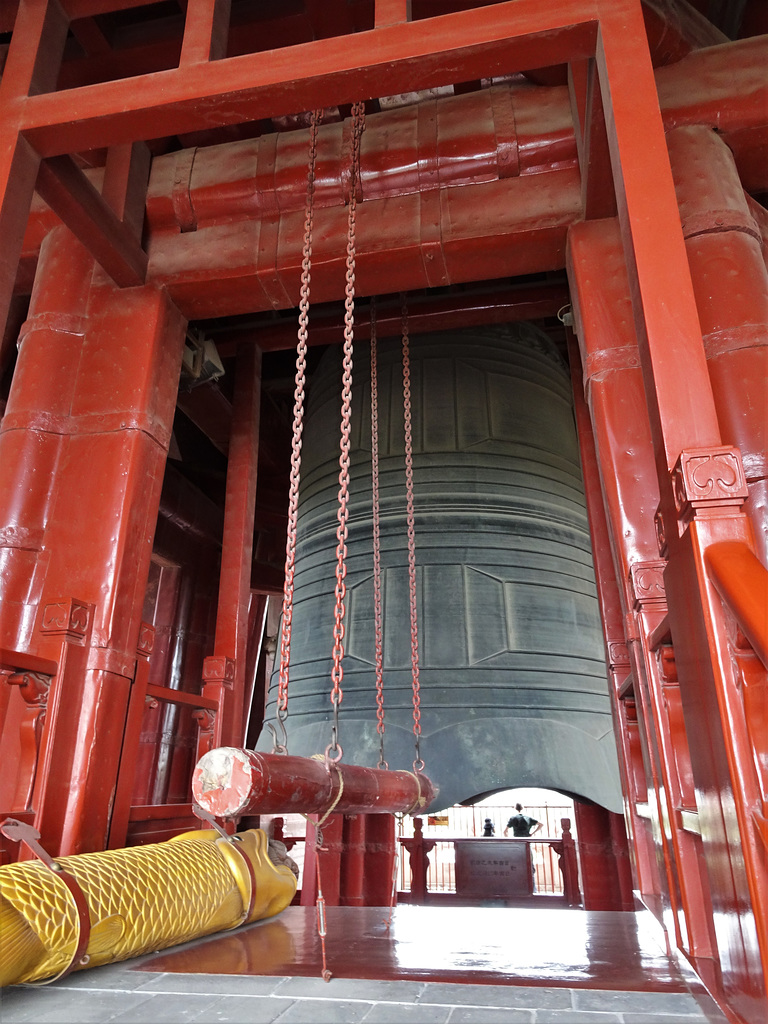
273 108 321 754
369 296 387 768
401 294 423 771
329 100 366 763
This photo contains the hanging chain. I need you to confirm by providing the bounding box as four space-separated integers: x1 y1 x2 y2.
272 109 322 754
369 296 387 769
401 294 423 772
328 100 366 764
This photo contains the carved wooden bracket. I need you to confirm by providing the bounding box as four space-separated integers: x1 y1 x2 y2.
7 671 51 706
202 655 236 688
673 446 748 528
629 560 666 610
137 622 155 659
607 640 630 671
40 598 91 641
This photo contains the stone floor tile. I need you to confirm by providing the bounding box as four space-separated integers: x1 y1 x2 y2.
0 988 71 1023
574 989 706 1015
0 987 156 1024
363 1002 453 1023
278 976 425 1002
419 983 571 1009
446 1007 534 1023
272 997 375 1022
622 1016 716 1024
107 992 223 1022
532 1011 623 1023
171 995 297 1023
134 973 288 996
54 963 163 990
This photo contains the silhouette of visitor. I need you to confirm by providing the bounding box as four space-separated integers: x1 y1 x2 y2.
482 818 495 836
504 803 543 837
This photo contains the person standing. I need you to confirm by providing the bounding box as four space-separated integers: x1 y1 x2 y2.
504 803 543 837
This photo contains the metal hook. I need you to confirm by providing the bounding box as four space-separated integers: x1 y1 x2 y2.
266 717 289 755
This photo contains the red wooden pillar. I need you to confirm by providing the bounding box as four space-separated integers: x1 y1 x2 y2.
301 812 397 908
667 125 768 565
363 813 397 906
591 6 768 1016
340 813 366 907
0 225 187 855
200 343 262 752
568 218 716 961
574 802 632 912
566 326 660 906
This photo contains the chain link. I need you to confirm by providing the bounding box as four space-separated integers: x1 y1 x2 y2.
401 294 423 771
369 296 387 769
273 109 321 754
329 100 366 759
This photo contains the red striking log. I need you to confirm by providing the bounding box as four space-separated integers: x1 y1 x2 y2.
192 747 437 819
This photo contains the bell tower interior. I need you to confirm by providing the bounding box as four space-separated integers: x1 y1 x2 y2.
1 2 767 1022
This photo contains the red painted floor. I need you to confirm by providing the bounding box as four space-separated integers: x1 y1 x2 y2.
137 905 692 991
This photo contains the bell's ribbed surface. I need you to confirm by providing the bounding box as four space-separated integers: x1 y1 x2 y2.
262 325 622 812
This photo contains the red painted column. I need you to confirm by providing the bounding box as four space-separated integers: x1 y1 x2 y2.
667 125 768 565
300 813 396 908
568 218 717 962
340 813 366 907
0 225 187 855
574 802 630 912
592 7 768 1015
0 228 93 659
200 343 261 751
566 326 659 906
363 813 397 906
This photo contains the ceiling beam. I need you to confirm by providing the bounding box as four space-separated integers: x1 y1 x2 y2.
18 0 599 155
213 282 571 355
35 154 147 287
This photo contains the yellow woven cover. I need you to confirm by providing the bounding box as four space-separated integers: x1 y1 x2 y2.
0 829 296 986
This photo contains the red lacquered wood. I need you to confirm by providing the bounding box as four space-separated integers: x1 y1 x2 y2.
706 542 768 671
138 903 702 994
192 747 437 818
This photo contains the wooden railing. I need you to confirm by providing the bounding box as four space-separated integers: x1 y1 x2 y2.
399 816 581 905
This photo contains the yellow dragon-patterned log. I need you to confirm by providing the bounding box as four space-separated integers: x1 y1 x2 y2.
0 828 297 987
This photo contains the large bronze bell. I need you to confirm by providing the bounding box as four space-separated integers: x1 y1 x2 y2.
259 324 623 813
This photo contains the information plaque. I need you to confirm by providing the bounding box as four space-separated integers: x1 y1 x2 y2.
454 840 533 897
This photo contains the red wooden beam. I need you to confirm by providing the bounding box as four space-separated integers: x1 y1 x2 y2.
179 0 231 66
706 542 768 671
18 1 599 155
595 1 721 477
101 141 151 240
192 747 438 818
0 0 69 99
35 154 147 287
375 0 411 27
149 168 581 318
0 135 39 344
214 283 570 355
569 58 615 220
